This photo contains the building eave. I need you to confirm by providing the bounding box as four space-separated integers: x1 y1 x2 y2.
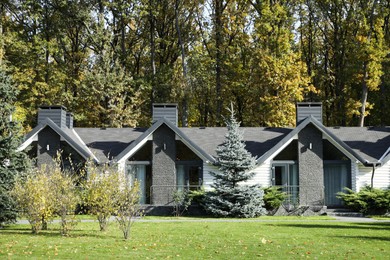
115 118 215 164
257 116 369 165
18 118 99 163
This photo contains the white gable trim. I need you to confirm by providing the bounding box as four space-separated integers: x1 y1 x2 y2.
17 130 41 152
116 134 151 164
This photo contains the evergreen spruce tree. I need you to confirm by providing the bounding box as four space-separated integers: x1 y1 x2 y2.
0 67 30 226
204 104 266 217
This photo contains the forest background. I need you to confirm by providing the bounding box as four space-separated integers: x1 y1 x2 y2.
1 0 389 131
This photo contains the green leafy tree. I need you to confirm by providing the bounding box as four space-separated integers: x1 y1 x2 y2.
204 104 266 217
115 180 143 240
0 68 30 226
50 162 81 236
12 165 55 233
82 163 121 231
298 0 389 126
250 1 313 127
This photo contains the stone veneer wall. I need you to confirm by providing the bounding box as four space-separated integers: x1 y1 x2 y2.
152 125 176 205
37 127 61 166
298 124 324 206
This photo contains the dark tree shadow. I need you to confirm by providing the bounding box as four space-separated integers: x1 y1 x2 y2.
330 235 390 242
268 222 390 231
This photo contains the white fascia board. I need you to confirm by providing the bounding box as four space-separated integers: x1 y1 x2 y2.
322 133 359 162
175 133 215 163
258 134 297 164
116 134 151 164
71 129 100 163
379 147 390 162
17 131 41 151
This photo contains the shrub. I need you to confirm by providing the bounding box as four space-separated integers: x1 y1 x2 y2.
189 188 206 205
337 186 390 215
12 166 55 234
50 166 81 236
172 189 193 217
263 186 287 212
82 163 121 231
115 180 143 240
13 161 81 235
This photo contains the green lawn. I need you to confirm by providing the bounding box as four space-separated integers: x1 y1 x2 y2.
1 219 389 259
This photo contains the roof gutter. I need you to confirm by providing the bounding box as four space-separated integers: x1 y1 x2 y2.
362 160 382 167
379 146 390 162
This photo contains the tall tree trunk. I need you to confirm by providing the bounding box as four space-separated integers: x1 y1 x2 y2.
215 0 224 126
149 0 156 112
44 0 50 84
175 0 188 127
358 67 369 127
0 2 4 66
358 0 377 127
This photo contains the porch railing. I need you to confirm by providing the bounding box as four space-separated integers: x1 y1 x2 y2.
273 185 325 209
150 185 202 205
149 184 325 207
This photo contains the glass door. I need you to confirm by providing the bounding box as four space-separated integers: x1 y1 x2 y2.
324 163 349 207
176 164 202 191
127 164 147 204
272 163 299 204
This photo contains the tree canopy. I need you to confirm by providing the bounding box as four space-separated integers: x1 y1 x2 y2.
1 0 390 129
0 65 30 225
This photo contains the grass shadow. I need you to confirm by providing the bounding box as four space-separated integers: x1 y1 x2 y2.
330 235 390 242
0 226 118 239
269 222 390 230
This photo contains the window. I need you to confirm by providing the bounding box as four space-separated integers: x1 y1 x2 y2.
126 163 151 204
272 162 299 204
176 163 202 191
324 162 350 207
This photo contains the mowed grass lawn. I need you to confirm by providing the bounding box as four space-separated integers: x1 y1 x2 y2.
1 218 389 259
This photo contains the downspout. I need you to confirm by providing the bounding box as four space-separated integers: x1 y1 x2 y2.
362 160 381 189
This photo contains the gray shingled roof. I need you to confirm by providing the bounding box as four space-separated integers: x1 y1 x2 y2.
180 127 291 159
72 124 390 165
74 126 291 162
327 126 390 163
75 128 147 162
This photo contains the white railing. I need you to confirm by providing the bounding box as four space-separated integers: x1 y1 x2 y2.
273 185 325 208
150 185 202 205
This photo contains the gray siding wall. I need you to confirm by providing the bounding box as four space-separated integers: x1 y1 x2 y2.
37 127 61 166
298 124 324 206
152 125 176 205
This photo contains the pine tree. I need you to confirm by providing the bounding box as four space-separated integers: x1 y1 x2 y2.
204 104 266 217
0 67 30 226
